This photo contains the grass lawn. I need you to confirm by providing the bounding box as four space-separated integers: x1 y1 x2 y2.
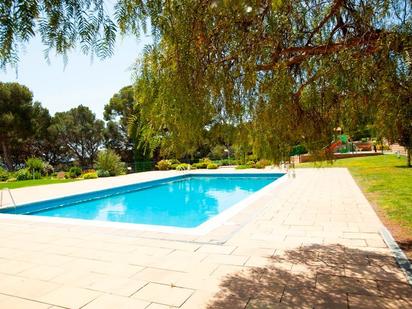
0 178 81 190
298 154 412 256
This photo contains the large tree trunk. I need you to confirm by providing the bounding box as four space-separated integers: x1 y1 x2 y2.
407 147 411 168
1 139 12 170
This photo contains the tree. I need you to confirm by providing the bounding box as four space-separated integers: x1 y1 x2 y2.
0 82 34 169
51 105 104 167
2 1 411 163
103 86 136 162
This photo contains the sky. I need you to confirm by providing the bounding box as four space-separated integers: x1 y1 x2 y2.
0 35 152 119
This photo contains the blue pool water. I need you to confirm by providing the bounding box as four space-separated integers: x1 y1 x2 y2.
2 174 282 228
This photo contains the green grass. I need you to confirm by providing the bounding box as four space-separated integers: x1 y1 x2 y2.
298 154 412 232
0 178 81 190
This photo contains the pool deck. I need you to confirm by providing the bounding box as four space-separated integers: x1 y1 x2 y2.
0 168 410 308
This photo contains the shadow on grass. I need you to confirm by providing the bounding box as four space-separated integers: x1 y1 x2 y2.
206 244 412 309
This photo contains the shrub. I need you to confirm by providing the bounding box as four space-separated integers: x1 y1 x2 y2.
33 171 42 179
235 165 249 169
97 169 110 177
207 163 219 169
246 160 256 168
156 159 171 170
96 149 126 176
176 163 191 171
56 171 66 179
68 166 82 178
83 172 98 179
16 168 31 181
25 157 45 173
6 178 16 182
170 163 180 170
43 163 54 175
255 159 271 169
168 159 181 165
83 169 96 174
0 167 9 182
193 158 212 169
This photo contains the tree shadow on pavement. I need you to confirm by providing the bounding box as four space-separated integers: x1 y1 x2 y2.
206 244 412 309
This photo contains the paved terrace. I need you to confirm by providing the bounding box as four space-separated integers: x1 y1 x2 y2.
0 168 410 308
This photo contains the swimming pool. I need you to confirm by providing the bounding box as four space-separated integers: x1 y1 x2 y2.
0 173 284 230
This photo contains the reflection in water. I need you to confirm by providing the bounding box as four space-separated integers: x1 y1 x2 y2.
95 197 127 221
33 176 277 228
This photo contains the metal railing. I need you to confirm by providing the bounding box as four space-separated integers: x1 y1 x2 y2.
0 188 16 209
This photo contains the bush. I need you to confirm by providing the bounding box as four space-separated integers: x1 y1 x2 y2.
96 149 126 176
97 169 110 177
170 163 180 170
56 171 66 179
193 158 212 169
156 159 171 170
176 163 191 171
218 159 239 166
43 163 54 175
168 159 181 165
83 172 98 179
246 160 256 168
255 159 271 169
7 178 16 182
235 165 249 169
25 157 45 173
68 166 82 178
207 163 219 169
33 171 42 179
0 167 9 182
16 168 31 181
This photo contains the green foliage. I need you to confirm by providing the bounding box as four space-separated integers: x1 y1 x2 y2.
175 163 191 171
235 165 249 170
104 85 138 162
25 157 44 173
0 167 9 181
16 168 31 181
207 163 219 169
33 171 42 179
97 169 110 177
52 105 104 167
246 161 256 168
156 160 171 170
290 145 307 156
0 82 35 169
96 149 126 176
83 172 98 179
255 159 272 169
68 167 82 178
210 145 227 160
193 158 212 169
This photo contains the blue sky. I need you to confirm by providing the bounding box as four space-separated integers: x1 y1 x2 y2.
0 35 152 119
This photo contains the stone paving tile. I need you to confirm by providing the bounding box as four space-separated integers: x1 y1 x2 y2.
132 282 194 307
348 294 412 309
82 294 150 309
0 260 35 275
0 295 53 309
281 287 347 308
316 273 379 295
146 303 177 308
0 274 60 299
132 267 184 285
37 286 101 309
18 265 66 281
86 276 148 296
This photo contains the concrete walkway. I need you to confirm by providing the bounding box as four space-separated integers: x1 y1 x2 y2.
0 168 410 308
